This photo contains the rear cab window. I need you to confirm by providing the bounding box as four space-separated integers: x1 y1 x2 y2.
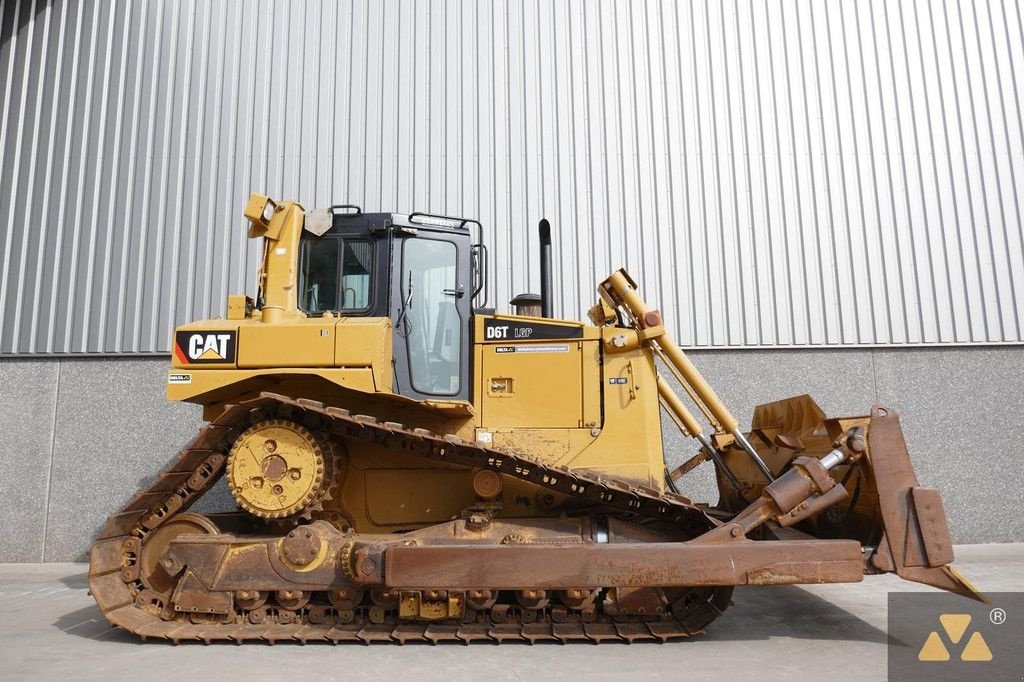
298 238 374 315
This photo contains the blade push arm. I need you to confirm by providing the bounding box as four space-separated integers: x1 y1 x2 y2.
593 269 983 602
596 269 775 482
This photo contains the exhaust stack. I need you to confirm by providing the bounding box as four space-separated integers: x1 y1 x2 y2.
539 219 553 318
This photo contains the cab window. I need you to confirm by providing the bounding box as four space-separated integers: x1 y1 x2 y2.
401 238 460 395
299 238 373 314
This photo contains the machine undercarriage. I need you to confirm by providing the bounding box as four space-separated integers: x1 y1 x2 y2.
89 392 977 644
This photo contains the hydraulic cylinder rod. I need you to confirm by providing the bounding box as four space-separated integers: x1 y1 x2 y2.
656 375 705 438
657 376 744 491
603 270 775 482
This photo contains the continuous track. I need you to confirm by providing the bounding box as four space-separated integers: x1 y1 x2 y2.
88 392 729 644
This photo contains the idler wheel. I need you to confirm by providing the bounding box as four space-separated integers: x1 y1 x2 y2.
139 512 219 597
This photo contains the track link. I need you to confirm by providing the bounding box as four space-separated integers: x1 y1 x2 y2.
88 392 724 643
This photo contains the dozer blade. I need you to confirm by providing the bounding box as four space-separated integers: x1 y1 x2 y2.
864 405 987 602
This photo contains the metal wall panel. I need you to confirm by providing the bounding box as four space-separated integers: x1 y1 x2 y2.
1 0 1022 354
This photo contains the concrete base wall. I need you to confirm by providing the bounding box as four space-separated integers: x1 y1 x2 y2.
1 348 1021 562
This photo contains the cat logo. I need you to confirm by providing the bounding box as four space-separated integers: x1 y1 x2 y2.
918 614 993 662
174 330 237 365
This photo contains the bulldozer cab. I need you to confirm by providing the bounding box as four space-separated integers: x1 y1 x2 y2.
296 209 480 402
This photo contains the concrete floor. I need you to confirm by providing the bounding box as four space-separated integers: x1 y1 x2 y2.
0 544 1020 682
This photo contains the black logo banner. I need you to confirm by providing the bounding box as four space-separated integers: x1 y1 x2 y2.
174 330 237 364
482 318 584 341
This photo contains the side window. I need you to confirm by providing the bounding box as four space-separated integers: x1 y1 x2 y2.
340 241 373 309
402 238 460 395
299 238 373 314
300 238 339 313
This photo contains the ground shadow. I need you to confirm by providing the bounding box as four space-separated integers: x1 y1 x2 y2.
705 585 888 644
54 604 141 644
53 569 142 644
58 570 88 590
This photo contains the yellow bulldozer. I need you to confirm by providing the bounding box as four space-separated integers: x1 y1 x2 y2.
88 194 981 643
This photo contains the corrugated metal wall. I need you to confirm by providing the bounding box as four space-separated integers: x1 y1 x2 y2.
2 0 1023 354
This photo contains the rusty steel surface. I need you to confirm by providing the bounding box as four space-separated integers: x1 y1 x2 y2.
383 540 865 589
865 406 983 601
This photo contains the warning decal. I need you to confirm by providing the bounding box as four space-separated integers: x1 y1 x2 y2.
493 344 570 354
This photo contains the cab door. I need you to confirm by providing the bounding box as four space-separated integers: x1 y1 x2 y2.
391 230 472 402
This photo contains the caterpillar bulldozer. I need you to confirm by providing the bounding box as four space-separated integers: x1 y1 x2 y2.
88 193 982 644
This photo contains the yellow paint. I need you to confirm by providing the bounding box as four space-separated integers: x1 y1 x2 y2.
227 420 327 518
332 318 393 391
939 613 971 643
243 195 306 324
558 340 665 489
918 631 951 661
168 315 394 401
602 268 739 434
363 469 478 526
917 614 993 663
479 340 589 428
960 632 993 661
227 294 251 320
167 367 378 403
238 321 336 367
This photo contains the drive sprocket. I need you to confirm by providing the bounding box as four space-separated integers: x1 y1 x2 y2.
227 418 332 519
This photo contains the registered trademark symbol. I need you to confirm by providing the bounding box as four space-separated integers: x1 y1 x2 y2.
990 607 1006 625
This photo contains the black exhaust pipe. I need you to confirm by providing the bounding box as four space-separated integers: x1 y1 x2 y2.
539 219 553 318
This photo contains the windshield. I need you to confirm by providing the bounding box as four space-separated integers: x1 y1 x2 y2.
298 238 373 314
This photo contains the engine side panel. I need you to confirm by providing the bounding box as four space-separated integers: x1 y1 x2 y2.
472 315 666 490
